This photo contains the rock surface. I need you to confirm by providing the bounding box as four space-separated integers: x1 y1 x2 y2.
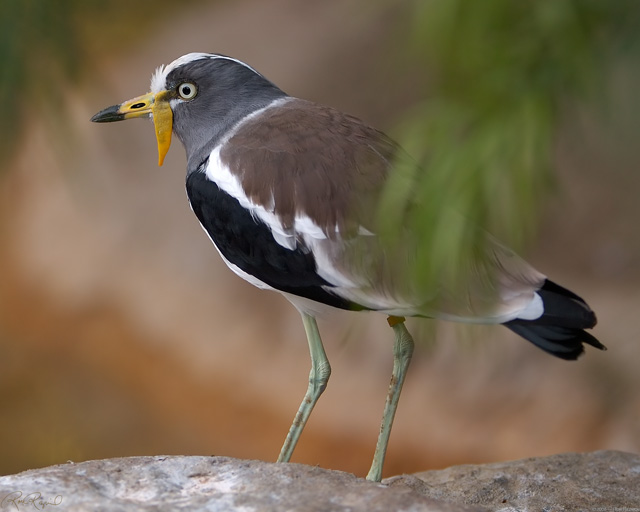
0 456 478 512
391 450 640 511
0 451 638 512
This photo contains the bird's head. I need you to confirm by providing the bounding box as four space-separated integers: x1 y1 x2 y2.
91 53 286 167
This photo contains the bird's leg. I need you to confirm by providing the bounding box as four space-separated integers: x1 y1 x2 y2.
366 315 415 482
277 311 331 463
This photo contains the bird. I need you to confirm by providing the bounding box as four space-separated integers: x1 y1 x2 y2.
91 52 605 481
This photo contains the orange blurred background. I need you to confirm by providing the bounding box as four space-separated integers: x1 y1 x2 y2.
1 0 638 479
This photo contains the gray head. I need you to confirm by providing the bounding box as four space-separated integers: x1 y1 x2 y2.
91 53 287 169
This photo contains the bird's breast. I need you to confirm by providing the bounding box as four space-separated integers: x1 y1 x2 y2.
185 165 359 311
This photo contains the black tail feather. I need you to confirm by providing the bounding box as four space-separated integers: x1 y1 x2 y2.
504 279 606 360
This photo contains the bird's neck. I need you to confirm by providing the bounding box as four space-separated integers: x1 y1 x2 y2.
182 90 289 174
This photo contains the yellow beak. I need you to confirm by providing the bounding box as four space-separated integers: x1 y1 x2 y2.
91 90 173 166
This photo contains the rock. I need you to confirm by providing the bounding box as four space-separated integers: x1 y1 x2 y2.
0 456 480 512
0 451 637 511
388 450 640 511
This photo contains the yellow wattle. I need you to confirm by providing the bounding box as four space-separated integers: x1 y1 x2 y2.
152 100 173 166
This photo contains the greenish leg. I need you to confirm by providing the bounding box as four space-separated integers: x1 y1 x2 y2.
277 311 331 463
366 316 415 482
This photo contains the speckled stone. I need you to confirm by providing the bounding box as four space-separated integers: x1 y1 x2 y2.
388 450 640 512
0 456 481 512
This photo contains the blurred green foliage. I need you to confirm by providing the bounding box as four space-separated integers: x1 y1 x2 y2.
380 0 640 294
0 0 81 161
0 0 203 170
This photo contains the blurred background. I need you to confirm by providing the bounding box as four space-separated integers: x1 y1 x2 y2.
1 0 639 479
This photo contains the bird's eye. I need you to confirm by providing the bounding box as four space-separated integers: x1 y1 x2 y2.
178 82 197 100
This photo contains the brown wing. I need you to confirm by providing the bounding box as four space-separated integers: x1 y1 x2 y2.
220 98 398 237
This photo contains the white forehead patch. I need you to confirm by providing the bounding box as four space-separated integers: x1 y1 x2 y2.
150 53 262 93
